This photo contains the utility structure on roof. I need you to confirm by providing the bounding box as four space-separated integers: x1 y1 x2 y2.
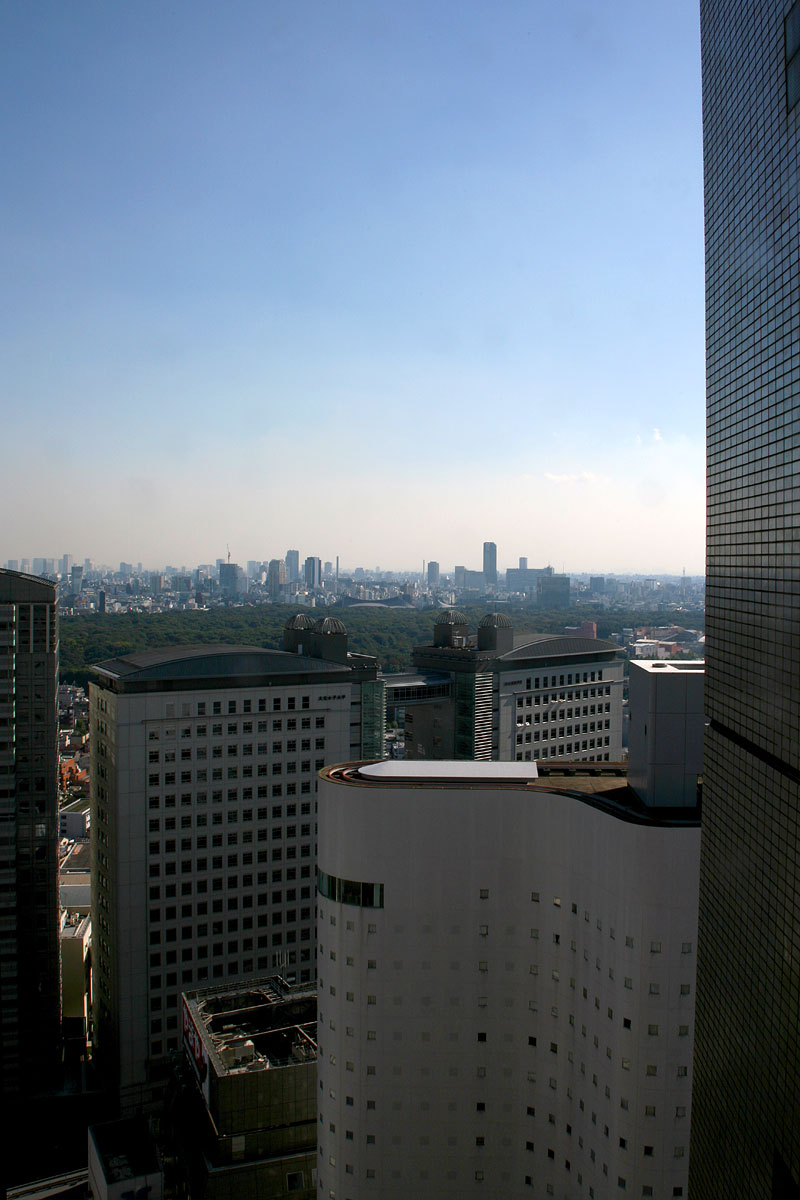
390 612 624 763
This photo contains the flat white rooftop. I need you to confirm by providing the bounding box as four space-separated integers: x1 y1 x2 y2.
634 660 705 674
359 760 539 781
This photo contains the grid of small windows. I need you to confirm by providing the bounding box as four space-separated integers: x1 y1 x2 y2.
316 883 695 1199
512 669 619 763
142 688 327 1057
695 2 800 1197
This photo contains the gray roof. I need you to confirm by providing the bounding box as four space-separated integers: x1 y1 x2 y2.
500 635 619 662
0 567 57 604
479 612 513 628
284 613 316 630
93 644 350 683
61 883 91 909
314 616 348 635
434 610 468 625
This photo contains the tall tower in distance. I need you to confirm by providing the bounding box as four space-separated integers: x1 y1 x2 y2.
482 541 497 587
691 2 800 1196
0 569 61 1101
285 549 300 585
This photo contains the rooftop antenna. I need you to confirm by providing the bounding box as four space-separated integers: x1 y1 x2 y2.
227 544 231 564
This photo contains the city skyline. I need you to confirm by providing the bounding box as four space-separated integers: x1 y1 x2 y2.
1 0 704 574
3 548 705 582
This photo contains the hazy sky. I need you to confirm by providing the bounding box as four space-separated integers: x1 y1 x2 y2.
1 0 705 574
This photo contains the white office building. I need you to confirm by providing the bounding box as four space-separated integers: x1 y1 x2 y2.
90 620 384 1112
316 754 700 1199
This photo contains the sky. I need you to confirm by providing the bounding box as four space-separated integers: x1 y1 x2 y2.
0 0 705 575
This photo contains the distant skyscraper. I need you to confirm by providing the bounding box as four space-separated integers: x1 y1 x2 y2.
218 561 244 597
285 550 300 584
0 569 61 1100
61 553 73 577
519 556 528 570
691 3 800 1197
304 556 322 590
266 557 286 598
427 560 440 587
70 564 83 594
482 541 497 586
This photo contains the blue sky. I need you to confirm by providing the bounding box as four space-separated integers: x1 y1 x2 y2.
1 0 705 573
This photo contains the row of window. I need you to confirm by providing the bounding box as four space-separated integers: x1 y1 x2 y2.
148 802 312 829
516 687 612 707
517 743 611 760
518 672 607 689
147 759 323 786
147 781 314 806
148 737 324 761
165 695 317 717
148 715 325 741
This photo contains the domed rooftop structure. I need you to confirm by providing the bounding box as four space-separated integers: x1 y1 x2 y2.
434 610 468 626
284 613 316 631
314 616 348 635
479 612 513 628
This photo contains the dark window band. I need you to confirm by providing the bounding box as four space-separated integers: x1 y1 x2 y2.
317 868 384 908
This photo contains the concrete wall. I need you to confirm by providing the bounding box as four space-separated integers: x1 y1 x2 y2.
628 662 705 807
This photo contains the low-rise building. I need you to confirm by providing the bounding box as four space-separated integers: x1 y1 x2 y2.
176 976 316 1199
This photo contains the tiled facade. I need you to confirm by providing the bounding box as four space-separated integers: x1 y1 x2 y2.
692 1 800 1195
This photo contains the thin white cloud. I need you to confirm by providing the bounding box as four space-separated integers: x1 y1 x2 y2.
544 471 604 485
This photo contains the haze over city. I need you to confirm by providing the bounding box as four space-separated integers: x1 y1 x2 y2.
1 0 704 573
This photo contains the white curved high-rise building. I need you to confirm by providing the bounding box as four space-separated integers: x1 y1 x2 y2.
316 760 700 1199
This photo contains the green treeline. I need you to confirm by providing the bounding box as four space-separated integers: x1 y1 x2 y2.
58 603 705 688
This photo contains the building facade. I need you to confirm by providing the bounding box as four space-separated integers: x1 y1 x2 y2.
691 2 800 1196
90 620 383 1111
316 759 700 1199
402 612 624 764
0 568 61 1099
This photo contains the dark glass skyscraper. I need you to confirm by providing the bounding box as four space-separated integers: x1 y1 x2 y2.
0 569 61 1100
691 2 800 1195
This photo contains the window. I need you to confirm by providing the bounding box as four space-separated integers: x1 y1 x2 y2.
644 1146 654 1157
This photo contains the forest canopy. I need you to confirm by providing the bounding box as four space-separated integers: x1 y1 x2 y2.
58 603 705 687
